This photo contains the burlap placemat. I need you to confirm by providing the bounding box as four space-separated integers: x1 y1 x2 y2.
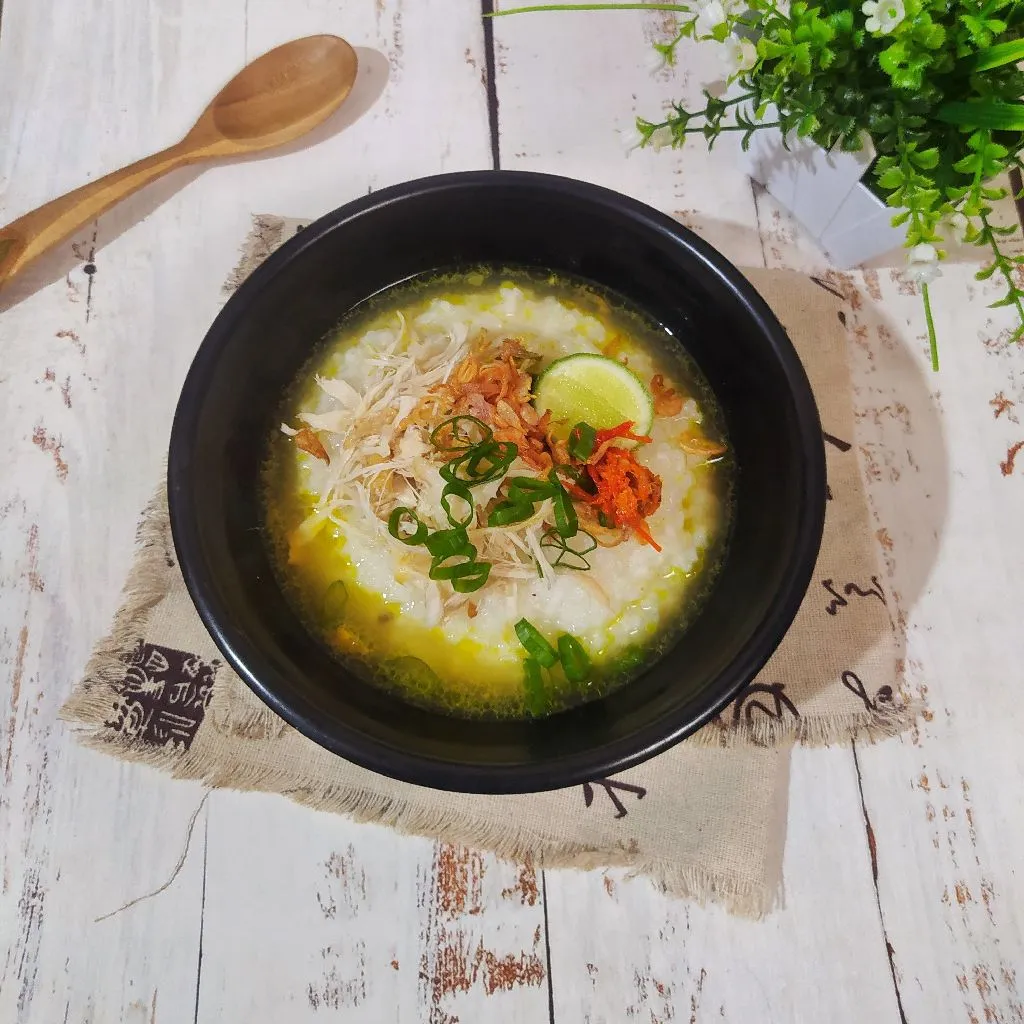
61 215 919 916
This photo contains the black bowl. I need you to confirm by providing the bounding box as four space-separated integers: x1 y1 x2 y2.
168 171 825 794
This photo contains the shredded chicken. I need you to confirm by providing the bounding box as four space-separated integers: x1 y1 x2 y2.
283 323 559 596
402 337 554 470
283 315 688 606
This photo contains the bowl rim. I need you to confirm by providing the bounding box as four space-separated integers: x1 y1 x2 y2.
168 169 826 793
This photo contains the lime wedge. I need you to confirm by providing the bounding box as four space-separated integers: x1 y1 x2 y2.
533 353 654 439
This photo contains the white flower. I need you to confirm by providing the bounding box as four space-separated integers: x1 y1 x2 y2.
696 0 727 35
618 126 646 154
905 243 943 285
721 37 758 74
862 0 905 35
648 126 674 152
646 47 670 74
946 212 970 243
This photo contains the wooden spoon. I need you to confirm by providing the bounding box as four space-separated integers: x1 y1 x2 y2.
0 35 358 289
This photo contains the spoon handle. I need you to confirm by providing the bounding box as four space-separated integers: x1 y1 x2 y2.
0 140 195 290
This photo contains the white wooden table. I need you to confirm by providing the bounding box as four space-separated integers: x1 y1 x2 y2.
2 2 1023 1021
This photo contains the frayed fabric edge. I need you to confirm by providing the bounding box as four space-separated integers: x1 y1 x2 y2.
688 699 925 749
59 485 171 726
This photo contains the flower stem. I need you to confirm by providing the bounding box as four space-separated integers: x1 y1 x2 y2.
921 282 938 372
643 94 760 132
488 2 694 14
979 210 1024 337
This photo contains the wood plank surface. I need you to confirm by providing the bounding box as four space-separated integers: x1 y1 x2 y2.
1 1 545 1022
750 178 1024 1021
494 9 1024 1023
1 1 249 1021
191 3 551 1022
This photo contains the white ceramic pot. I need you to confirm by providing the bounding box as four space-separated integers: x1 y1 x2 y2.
734 107 907 268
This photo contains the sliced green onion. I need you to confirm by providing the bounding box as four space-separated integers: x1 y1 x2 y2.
552 550 588 571
430 415 492 452
440 481 475 528
514 618 558 668
523 657 545 715
450 562 491 593
466 441 517 479
487 499 535 527
541 528 597 570
441 441 518 485
429 551 481 581
549 470 578 539
568 421 597 461
486 476 557 527
557 634 591 684
388 507 428 546
428 553 490 593
506 476 554 499
424 527 470 559
556 463 598 495
322 580 348 627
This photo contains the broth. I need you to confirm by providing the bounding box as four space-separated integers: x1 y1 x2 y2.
263 267 733 718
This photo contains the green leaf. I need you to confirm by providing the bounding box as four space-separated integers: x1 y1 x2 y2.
868 112 896 134
953 154 981 174
798 113 820 136
758 38 787 59
911 147 940 170
962 13 995 47
989 292 1024 308
878 41 908 78
877 167 904 189
791 41 812 76
652 41 677 65
972 38 1024 70
892 55 931 92
919 22 946 49
937 101 1024 131
839 131 863 152
891 209 912 227
826 8 853 33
